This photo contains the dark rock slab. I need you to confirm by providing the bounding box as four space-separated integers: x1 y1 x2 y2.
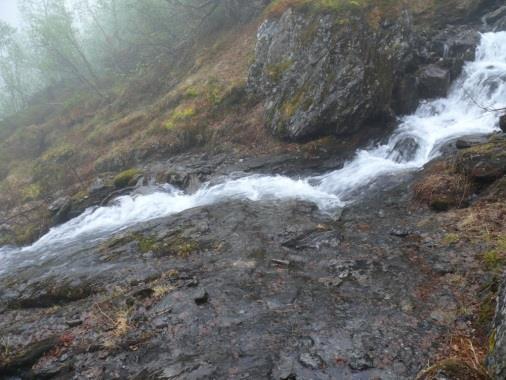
0 162 500 379
418 64 451 99
0 336 59 377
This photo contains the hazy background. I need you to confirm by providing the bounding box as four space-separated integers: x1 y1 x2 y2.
0 0 21 27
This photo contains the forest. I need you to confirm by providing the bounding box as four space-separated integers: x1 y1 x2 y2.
0 0 264 117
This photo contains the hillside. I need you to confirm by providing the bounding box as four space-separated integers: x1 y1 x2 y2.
0 0 499 245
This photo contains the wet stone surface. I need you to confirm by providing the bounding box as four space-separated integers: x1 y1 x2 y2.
0 168 490 379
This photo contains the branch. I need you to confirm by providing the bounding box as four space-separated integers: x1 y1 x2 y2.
464 89 506 113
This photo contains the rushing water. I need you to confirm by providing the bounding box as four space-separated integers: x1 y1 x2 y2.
1 32 505 273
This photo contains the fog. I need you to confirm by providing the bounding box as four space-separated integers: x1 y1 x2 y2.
0 0 259 118
0 0 21 27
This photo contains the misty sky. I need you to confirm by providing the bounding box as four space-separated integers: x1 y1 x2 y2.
0 0 21 27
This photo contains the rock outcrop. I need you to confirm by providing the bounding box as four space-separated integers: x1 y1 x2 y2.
417 64 451 99
248 2 489 141
500 114 506 133
483 5 506 31
456 134 506 184
489 279 506 379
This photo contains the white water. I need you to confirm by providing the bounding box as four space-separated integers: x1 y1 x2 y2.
1 32 505 273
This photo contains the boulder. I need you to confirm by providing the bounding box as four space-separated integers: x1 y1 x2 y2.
500 114 506 133
88 177 107 196
48 196 70 213
392 75 419 115
456 135 506 183
247 3 484 142
448 31 480 62
48 196 72 225
417 64 451 99
248 9 415 141
455 135 490 149
389 137 419 163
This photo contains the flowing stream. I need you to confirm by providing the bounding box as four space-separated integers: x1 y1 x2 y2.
1 32 505 274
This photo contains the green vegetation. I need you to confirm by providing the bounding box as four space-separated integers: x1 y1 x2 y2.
103 230 204 259
482 235 506 272
265 0 403 18
113 168 142 189
442 233 460 246
0 0 264 217
281 84 313 121
266 59 293 82
137 235 159 254
165 105 197 130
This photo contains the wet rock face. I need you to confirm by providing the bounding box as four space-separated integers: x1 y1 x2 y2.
500 114 506 133
489 279 506 379
0 174 494 379
248 9 413 141
389 137 419 163
417 64 451 99
483 5 506 31
247 6 487 142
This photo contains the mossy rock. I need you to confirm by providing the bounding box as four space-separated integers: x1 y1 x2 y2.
113 168 142 189
106 231 202 259
145 234 201 258
266 59 293 83
416 358 490 380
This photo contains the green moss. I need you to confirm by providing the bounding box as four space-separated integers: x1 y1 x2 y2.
461 142 506 158
14 224 40 245
152 235 201 258
300 19 321 46
442 233 460 246
109 231 202 258
164 121 175 130
266 59 293 82
280 84 313 121
184 86 200 98
205 78 226 106
489 330 496 353
71 189 89 202
483 250 505 272
113 168 141 188
21 183 42 202
175 240 200 258
41 143 75 163
478 295 497 329
265 0 397 18
164 105 197 130
172 105 197 121
137 235 158 253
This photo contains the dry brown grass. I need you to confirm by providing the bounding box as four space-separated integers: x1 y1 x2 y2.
413 161 474 210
